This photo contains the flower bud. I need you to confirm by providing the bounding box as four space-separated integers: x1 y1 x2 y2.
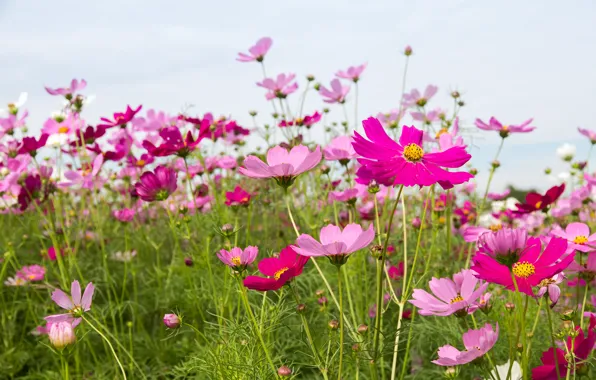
368 180 380 194
318 297 328 306
277 366 292 377
560 309 576 321
163 313 181 329
444 367 458 379
352 343 360 352
411 217 421 228
48 321 76 350
358 324 368 334
404 45 413 56
249 110 257 117
184 257 194 267
328 320 339 330
469 168 478 176
491 160 501 169
451 91 460 99
313 83 321 91
296 304 306 313
505 302 515 312
544 167 552 175
370 244 383 260
306 75 315 82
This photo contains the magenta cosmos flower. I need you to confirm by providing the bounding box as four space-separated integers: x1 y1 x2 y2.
402 85 438 108
475 117 535 138
238 145 321 188
335 63 367 82
323 136 358 162
134 165 178 202
471 236 573 296
578 127 596 144
142 126 206 158
551 222 596 252
409 269 488 317
217 246 258 270
45 78 87 97
292 223 374 266
319 79 350 104
244 246 309 291
257 73 298 100
112 208 135 222
18 134 48 156
16 265 46 282
353 117 473 188
45 280 95 326
98 105 142 128
432 323 499 366
237 37 272 62
225 185 251 207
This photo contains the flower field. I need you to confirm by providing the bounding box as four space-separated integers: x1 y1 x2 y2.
2 36 596 380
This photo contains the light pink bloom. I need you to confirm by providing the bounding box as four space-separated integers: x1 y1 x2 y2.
409 269 488 316
237 37 273 62
257 73 298 100
475 117 535 137
402 85 438 108
411 108 442 124
323 136 358 161
536 273 565 307
551 222 596 252
319 79 350 104
376 109 404 128
42 113 84 136
239 145 321 188
329 188 359 203
59 155 104 190
335 63 367 82
163 313 181 328
487 189 511 201
292 223 374 265
578 127 596 144
432 323 499 366
45 280 95 326
48 321 77 349
217 246 258 269
16 265 45 282
45 79 87 96
113 208 135 222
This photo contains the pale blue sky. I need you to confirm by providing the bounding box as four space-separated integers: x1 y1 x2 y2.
1 0 595 191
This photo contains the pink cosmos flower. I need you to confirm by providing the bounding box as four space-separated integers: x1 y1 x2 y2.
257 74 298 100
487 189 511 201
134 165 178 202
353 117 473 188
409 269 488 317
48 321 77 349
388 262 404 280
60 155 104 190
18 134 48 156
536 273 564 307
225 185 251 207
411 108 443 124
432 323 499 366
475 117 535 138
319 79 350 104
217 246 258 270
142 126 206 158
578 127 596 144
335 63 367 82
323 136 358 162
163 313 181 328
238 145 321 188
329 188 358 203
42 113 84 137
45 280 95 326
132 109 176 131
237 37 273 62
127 153 154 169
16 265 45 282
98 105 142 128
471 236 573 296
567 251 596 282
244 246 309 291
476 228 528 260
402 85 438 108
550 222 596 252
0 111 28 138
376 109 404 129
45 79 87 96
113 208 135 222
292 223 374 266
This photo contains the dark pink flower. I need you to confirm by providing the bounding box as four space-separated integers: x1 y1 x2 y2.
142 126 205 158
45 79 87 97
237 37 273 62
134 165 178 202
225 185 251 207
113 208 135 222
244 246 309 291
98 105 142 128
18 134 48 156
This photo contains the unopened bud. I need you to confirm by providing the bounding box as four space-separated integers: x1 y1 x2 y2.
277 366 292 377
404 45 413 56
491 160 501 169
469 168 478 176
505 302 515 312
358 324 368 334
328 320 339 330
313 83 321 91
370 244 383 260
296 304 306 313
48 321 76 350
560 309 576 321
451 91 460 99
163 313 181 329
184 257 193 267
306 75 315 82
545 167 552 175
249 110 257 117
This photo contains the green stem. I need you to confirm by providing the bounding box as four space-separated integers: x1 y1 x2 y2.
82 315 127 379
546 302 562 380
580 283 589 330
337 266 344 380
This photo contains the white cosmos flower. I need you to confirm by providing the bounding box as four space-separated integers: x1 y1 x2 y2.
486 360 522 380
0 92 28 115
556 143 576 161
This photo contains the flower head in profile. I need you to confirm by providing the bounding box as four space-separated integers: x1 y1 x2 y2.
45 78 87 97
319 79 350 104
475 117 535 138
578 127 596 144
515 184 565 214
45 280 95 326
48 321 77 350
143 126 207 158
556 143 576 161
225 186 251 207
292 223 374 266
18 134 48 156
335 63 367 82
244 246 309 291
324 136 358 163
98 105 142 128
432 323 499 366
237 37 272 62
134 165 178 202
550 222 596 252
112 208 135 222
217 246 258 270
353 117 473 188
402 85 438 108
487 189 511 201
409 269 488 317
476 228 528 264
536 273 564 308
257 74 298 100
238 145 321 189
472 237 573 296
16 265 45 282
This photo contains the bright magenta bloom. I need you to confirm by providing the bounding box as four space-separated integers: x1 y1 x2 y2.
335 63 367 82
244 246 309 291
402 85 438 107
98 105 142 128
45 280 95 326
578 127 596 144
257 73 298 100
292 223 374 265
113 208 135 222
238 145 321 188
323 136 358 162
225 185 251 207
237 37 272 62
409 269 488 317
142 126 206 158
319 79 350 104
471 236 573 296
217 246 258 270
551 222 596 252
18 134 48 156
475 117 535 138
16 265 45 282
45 78 87 96
432 323 499 366
353 117 473 188
134 165 178 202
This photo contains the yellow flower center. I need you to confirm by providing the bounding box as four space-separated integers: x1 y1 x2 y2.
27 274 37 280
489 224 503 232
274 267 289 280
136 159 146 167
502 125 509 131
535 201 542 209
512 261 536 279
231 257 242 266
58 126 69 134
295 117 303 124
403 143 424 162
574 235 588 245
435 128 448 139
450 295 464 304
538 278 555 287
240 196 249 202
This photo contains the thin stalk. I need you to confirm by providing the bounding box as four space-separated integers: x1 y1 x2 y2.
82 315 127 379
546 304 562 380
337 266 344 380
